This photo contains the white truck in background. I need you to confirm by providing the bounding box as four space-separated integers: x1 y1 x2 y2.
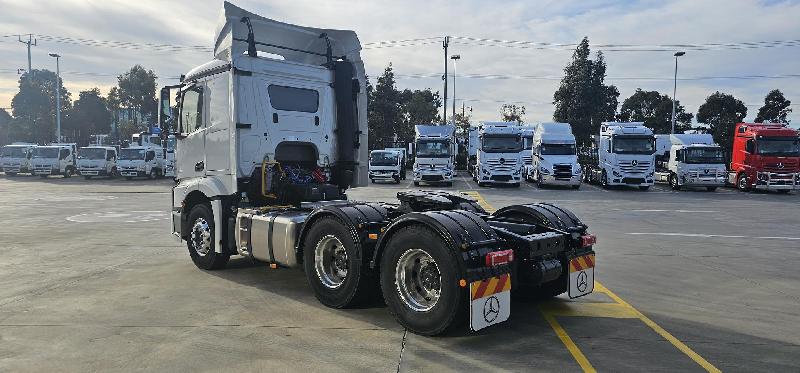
1 143 36 176
475 122 523 187
413 124 456 186
528 122 581 189
165 2 596 336
369 149 403 183
519 125 535 181
654 134 727 191
117 145 165 180
581 122 655 190
165 134 176 177
467 127 479 177
31 143 78 178
77 146 118 179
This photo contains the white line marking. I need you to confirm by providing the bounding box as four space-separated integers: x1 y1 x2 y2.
626 232 800 241
616 209 719 213
460 175 475 190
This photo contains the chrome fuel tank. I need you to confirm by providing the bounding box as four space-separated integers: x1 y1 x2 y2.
236 209 307 268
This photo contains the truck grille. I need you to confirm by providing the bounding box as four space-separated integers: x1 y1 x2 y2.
617 160 651 173
486 158 517 173
763 161 798 173
553 164 572 179
521 155 532 165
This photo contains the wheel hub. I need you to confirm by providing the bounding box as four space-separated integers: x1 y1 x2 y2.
395 249 442 312
190 217 211 257
314 235 348 289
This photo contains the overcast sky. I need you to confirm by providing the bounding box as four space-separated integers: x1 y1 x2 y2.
1 0 798 126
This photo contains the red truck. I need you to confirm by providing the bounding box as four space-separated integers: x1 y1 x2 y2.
729 123 800 193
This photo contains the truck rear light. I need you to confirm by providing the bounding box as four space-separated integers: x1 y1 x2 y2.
581 234 597 248
486 249 514 267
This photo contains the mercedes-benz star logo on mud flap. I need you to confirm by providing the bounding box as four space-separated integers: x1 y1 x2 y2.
483 296 500 323
577 271 588 292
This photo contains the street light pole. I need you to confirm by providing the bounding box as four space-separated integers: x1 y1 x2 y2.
671 51 685 134
49 53 61 142
450 54 460 126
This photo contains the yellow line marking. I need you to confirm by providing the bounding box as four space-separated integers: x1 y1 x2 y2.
468 191 721 373
540 310 597 372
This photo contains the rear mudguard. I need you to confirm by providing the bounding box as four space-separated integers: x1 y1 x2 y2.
296 202 388 264
372 209 510 282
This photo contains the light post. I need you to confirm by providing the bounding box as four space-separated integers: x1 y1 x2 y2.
49 53 62 142
450 54 460 125
671 51 685 134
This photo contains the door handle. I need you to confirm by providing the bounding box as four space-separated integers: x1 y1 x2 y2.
195 161 204 172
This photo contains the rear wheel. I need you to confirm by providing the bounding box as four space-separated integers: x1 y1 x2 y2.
303 216 375 308
737 173 750 191
186 204 229 270
380 226 464 336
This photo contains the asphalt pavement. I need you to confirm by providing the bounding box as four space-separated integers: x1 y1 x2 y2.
0 172 798 372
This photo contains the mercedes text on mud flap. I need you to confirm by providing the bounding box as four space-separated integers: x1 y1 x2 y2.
581 122 656 190
77 146 118 179
166 2 597 336
1 143 36 176
31 143 78 178
729 123 800 193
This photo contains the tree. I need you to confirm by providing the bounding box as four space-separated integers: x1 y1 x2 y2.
115 65 158 126
10 69 72 143
118 119 146 141
367 64 403 149
617 88 693 133
0 109 11 145
67 88 112 145
755 89 792 123
696 92 747 152
399 88 441 141
553 37 619 144
500 104 526 124
452 106 473 136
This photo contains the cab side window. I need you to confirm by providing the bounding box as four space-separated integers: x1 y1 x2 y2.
745 139 754 153
107 150 116 161
145 151 155 162
181 87 203 133
59 149 70 160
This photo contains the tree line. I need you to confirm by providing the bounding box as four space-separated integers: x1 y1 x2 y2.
0 65 159 146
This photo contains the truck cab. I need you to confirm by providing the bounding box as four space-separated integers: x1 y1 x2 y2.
730 123 800 192
583 122 655 190
519 125 535 181
369 150 403 183
654 134 726 191
1 143 36 176
413 125 456 186
476 122 522 187
77 146 118 179
529 122 581 188
31 143 77 178
117 145 165 180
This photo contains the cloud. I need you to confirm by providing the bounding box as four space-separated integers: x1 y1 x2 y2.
0 0 798 125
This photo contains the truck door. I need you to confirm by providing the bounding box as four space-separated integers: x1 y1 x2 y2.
176 85 206 179
205 75 231 177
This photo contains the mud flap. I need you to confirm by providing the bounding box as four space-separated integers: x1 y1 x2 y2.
568 254 595 299
469 274 512 331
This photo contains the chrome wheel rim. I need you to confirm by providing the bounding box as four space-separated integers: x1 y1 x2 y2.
190 217 212 256
738 175 747 190
314 235 348 289
395 249 441 312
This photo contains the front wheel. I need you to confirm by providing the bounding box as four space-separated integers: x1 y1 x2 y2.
303 216 375 308
600 171 609 189
737 173 750 192
669 173 681 190
380 226 465 336
413 181 420 187
63 167 74 178
186 204 229 270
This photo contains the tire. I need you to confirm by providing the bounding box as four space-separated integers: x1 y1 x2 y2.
110 167 118 179
303 216 376 308
638 186 650 191
149 169 157 179
413 181 419 186
380 225 465 336
600 171 609 189
125 176 133 181
394 177 401 184
63 167 73 178
536 173 543 186
370 178 375 184
186 204 229 270
572 184 581 190
669 173 681 190
706 187 717 192
737 173 750 192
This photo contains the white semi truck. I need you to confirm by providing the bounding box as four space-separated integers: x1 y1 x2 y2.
654 134 727 191
528 122 582 189
31 143 78 178
166 2 596 336
77 146 118 179
412 124 456 186
368 149 403 183
581 122 655 190
519 125 535 181
475 122 523 187
1 143 36 176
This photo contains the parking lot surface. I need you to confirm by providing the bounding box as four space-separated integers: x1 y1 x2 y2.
0 174 798 372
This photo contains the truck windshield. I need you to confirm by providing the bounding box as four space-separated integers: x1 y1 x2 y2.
32 147 58 158
78 148 106 160
370 152 399 166
522 136 533 150
757 138 800 156
685 147 725 164
119 149 146 160
482 135 522 153
612 136 655 154
1 146 27 158
416 140 450 158
541 143 576 155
